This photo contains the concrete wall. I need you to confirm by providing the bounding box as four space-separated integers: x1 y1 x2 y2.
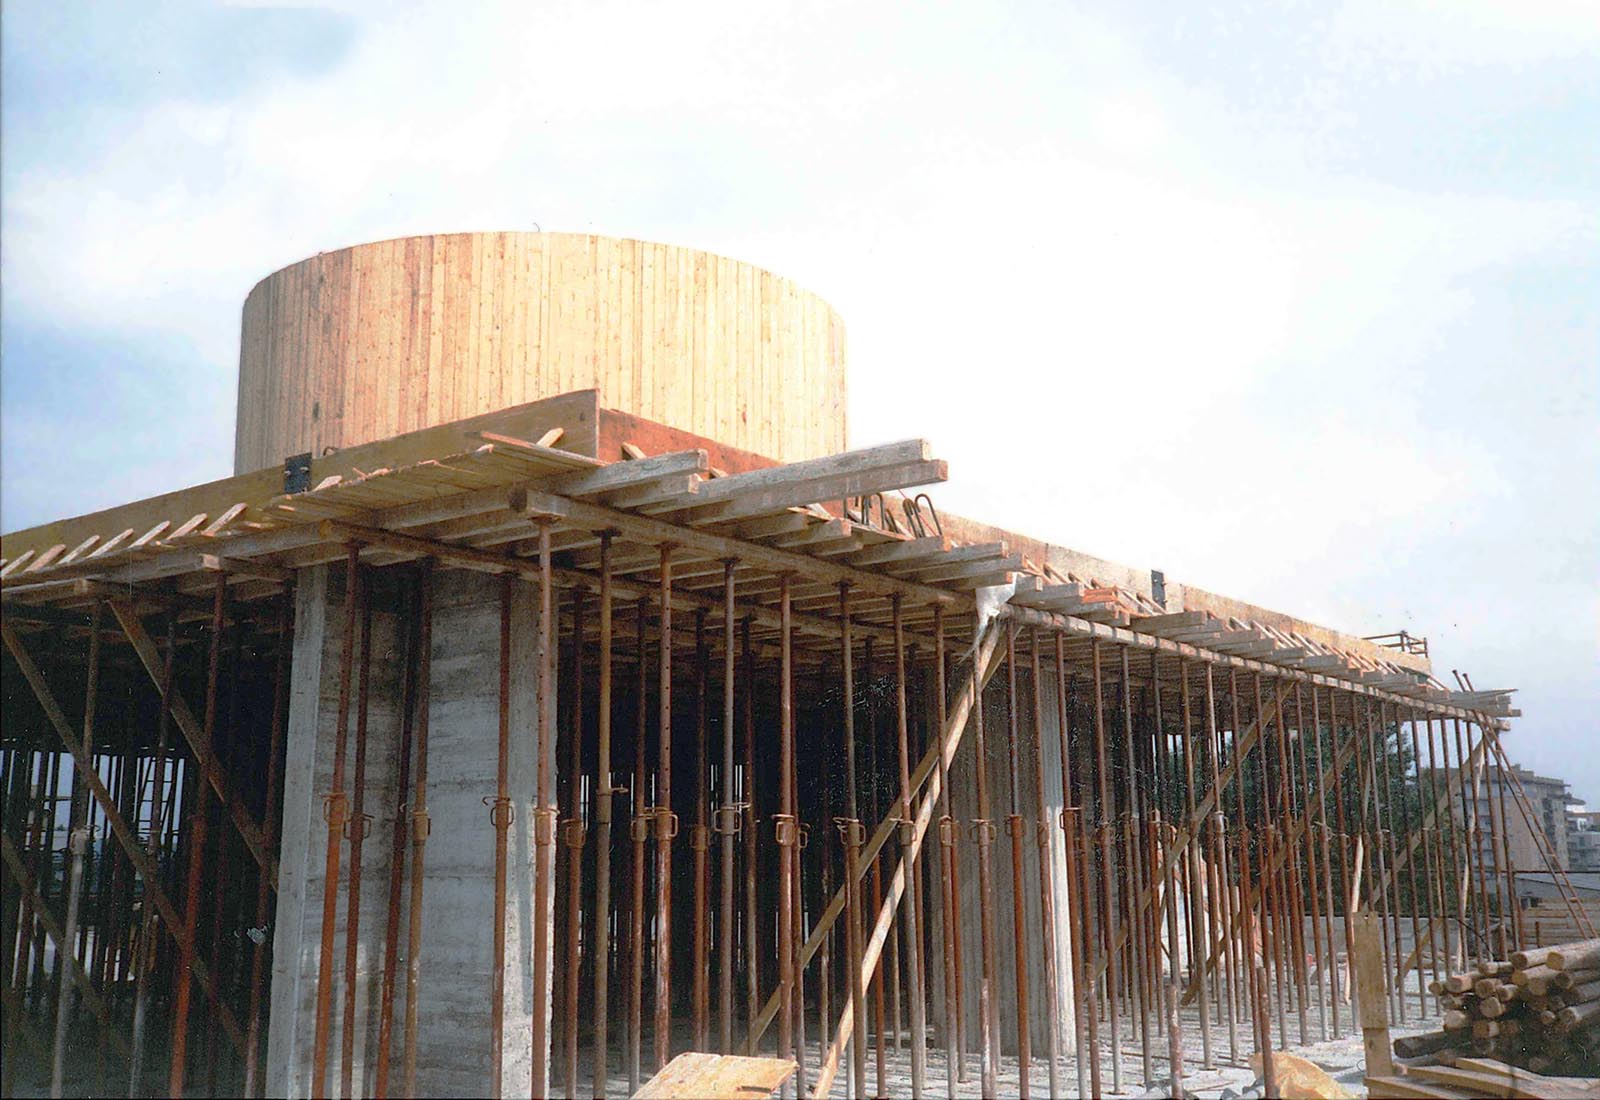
267 565 555 1098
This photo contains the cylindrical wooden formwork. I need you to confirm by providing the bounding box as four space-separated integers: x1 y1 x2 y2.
232 231 847 473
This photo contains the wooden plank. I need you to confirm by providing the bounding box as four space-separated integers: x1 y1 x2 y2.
1131 610 1214 635
20 544 65 572
512 488 961 608
1364 1077 1477 1099
1355 909 1395 1080
108 601 278 885
636 439 930 512
678 460 947 527
84 528 135 559
634 1052 796 1099
1 390 602 561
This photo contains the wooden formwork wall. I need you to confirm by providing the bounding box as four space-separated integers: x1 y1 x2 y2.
233 232 848 474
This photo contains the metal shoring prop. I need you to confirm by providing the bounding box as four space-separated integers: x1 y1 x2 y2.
1323 690 1355 1024
933 606 965 1096
943 630 969 1089
28 751 60 1013
204 622 241 1098
894 596 930 1099
563 588 588 1099
652 545 675 1075
1393 706 1429 1013
1222 671 1260 1074
1119 646 1153 1086
400 559 436 1099
1201 665 1241 1061
1451 716 1489 964
1423 714 1463 974
592 535 615 1097
865 638 889 1099
1348 694 1384 1013
341 569 376 1099
817 662 834 1090
870 632 905 1067
53 600 101 1099
243 592 291 1098
1089 638 1122 1093
716 561 738 1056
1151 654 1185 1098
965 614 1002 1099
741 616 759 1045
1376 700 1408 1020
1308 686 1342 1037
1249 674 1288 1053
775 574 797 1098
1462 715 1498 957
836 585 868 1100
4 753 37 1019
1374 701 1410 1023
1178 658 1215 1070
130 614 177 1097
1359 696 1401 1022
528 524 560 1093
692 610 711 1053
1225 671 1267 1082
311 546 360 1099
1415 712 1454 985
1002 622 1033 1097
1291 685 1330 1042
528 522 557 1097
1270 680 1310 1046
170 579 226 1098
787 587 807 1100
490 575 516 1098
1478 725 1516 946
627 598 649 1093
1401 707 1441 998
1053 635 1096 1099
1029 630 1063 1099
373 572 421 1100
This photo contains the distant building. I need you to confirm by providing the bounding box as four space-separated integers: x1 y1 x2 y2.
1569 806 1600 873
1435 763 1579 873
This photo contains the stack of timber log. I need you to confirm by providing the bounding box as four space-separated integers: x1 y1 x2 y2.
1396 938 1600 1076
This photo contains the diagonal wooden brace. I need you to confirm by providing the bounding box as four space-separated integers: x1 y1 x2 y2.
742 620 1005 1058
107 601 278 887
1 620 249 1052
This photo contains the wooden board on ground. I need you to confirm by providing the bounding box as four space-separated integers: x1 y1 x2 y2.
633 1052 797 1099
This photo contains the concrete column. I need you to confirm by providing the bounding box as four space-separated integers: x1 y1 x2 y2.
267 565 554 1098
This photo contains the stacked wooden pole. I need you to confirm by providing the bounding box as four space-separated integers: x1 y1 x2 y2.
1413 937 1600 1074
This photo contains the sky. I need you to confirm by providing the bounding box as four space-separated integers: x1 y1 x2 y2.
2 2 1596 797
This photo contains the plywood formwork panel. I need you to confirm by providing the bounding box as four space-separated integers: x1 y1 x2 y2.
234 232 847 474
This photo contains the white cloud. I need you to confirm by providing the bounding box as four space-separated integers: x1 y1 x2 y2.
1333 0 1600 69
3 0 1596 795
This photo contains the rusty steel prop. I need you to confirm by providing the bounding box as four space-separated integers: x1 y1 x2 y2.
373 568 421 1100
563 588 588 1100
489 575 515 1098
340 570 375 1098
401 559 435 1099
592 535 615 1097
310 545 360 1099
